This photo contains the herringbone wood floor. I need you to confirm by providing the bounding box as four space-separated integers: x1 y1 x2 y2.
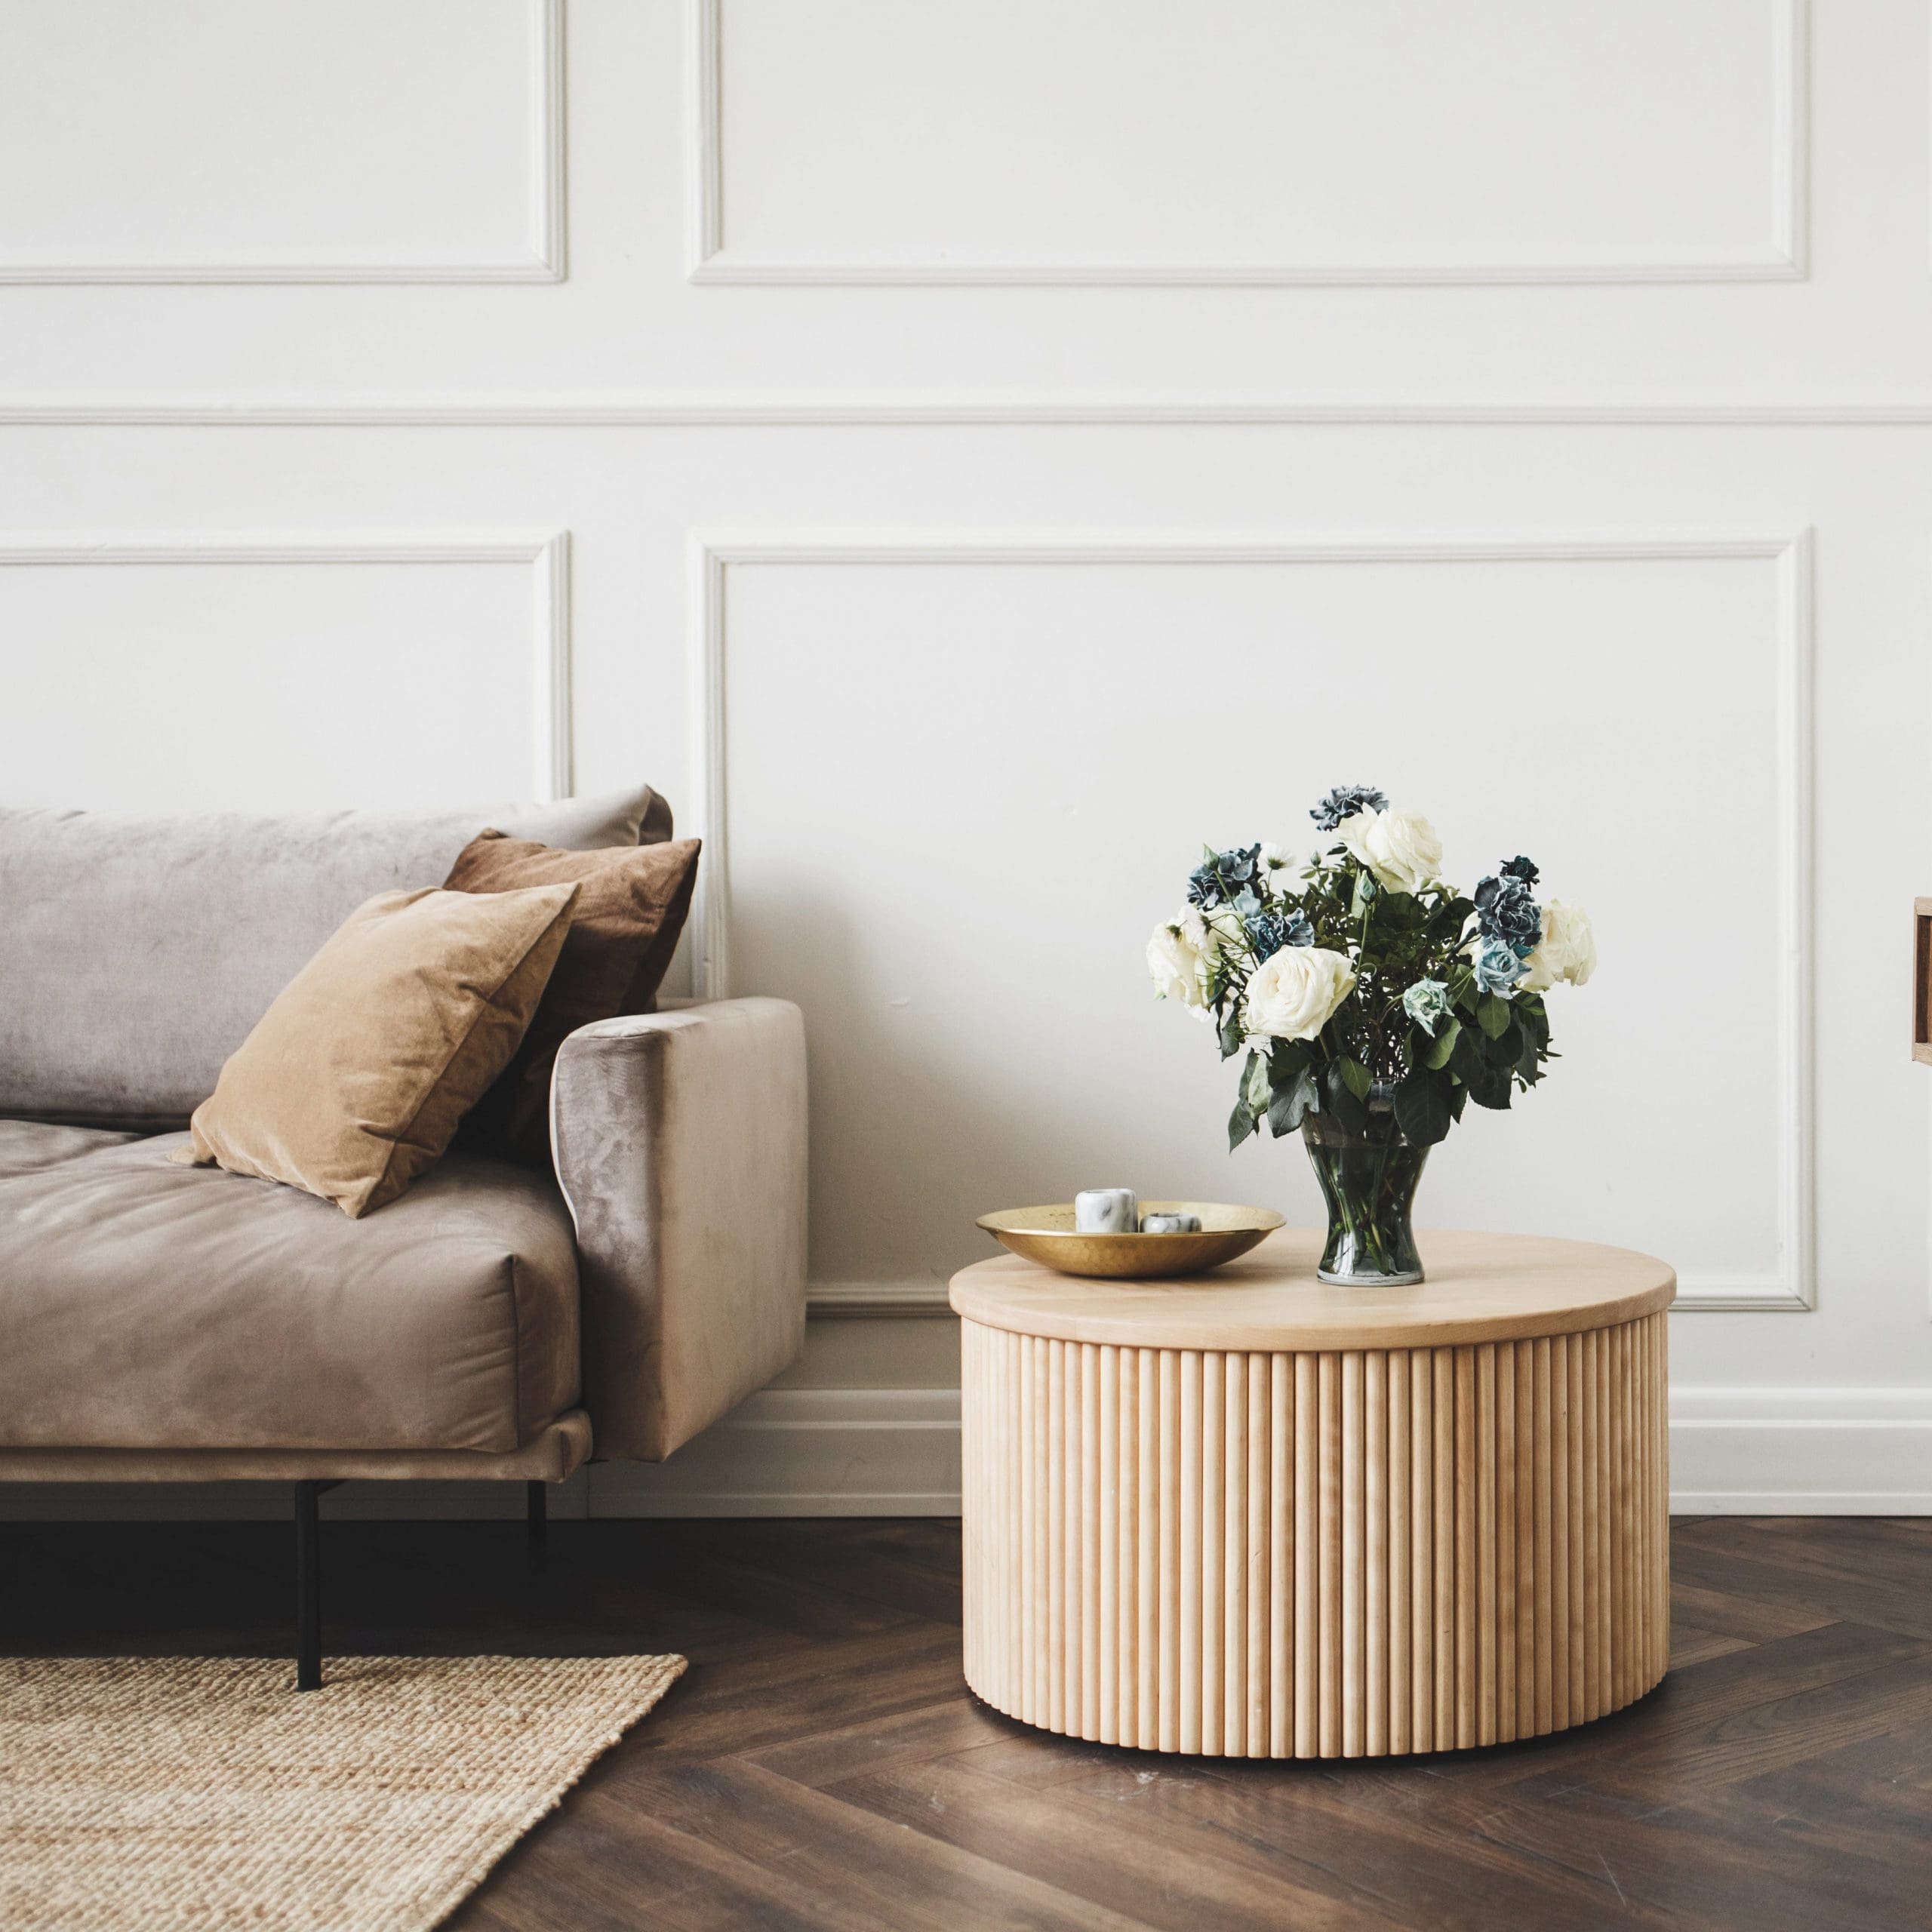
5 1515 1930 1929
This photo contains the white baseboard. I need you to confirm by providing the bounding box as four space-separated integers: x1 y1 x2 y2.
4 1386 1927 1520
1668 1386 1932 1514
589 1388 962 1518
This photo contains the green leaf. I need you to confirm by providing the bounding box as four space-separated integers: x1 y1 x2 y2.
1451 1023 1487 1084
1267 1038 1311 1079
1242 1049 1272 1116
1483 1018 1523 1066
1338 1056 1373 1103
1475 992 1512 1039
1394 1069 1453 1146
1228 1092 1258 1150
1217 1008 1244 1060
1423 1018 1461 1071
1515 1027 1544 1084
1466 1066 1514 1111
1267 1067 1318 1138
1323 1060 1369 1132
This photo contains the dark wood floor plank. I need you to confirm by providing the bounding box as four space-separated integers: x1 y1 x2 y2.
1451 1783 1922 1932
606 1756 1148 1932
1668 1574 1838 1647
1664 1621 1755 1669
1463 1622 1926 1801
747 1694 1018 1787
1668 1527 1932 1644
1045 1753 1667 1932
827 1752 1426 1932
624 1624 966 1762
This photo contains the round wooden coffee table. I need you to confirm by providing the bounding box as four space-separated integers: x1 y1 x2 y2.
951 1228 1672 1758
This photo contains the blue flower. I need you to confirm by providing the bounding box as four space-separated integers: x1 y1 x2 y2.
1246 909 1315 961
1471 936 1527 995
1500 854 1540 886
1402 978 1451 1036
1309 785 1389 832
1474 873 1543 958
1187 843 1260 909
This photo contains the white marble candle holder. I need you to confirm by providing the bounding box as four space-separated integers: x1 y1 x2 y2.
1140 1212 1201 1234
1074 1188 1138 1234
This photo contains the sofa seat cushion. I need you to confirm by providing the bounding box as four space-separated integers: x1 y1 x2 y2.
0 1134 580 1454
0 1120 142 1179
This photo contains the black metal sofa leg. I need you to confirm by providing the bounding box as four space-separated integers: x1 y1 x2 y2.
294 1479 340 1691
295 1478 547 1687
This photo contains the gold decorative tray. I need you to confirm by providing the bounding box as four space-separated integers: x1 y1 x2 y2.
975 1201 1284 1280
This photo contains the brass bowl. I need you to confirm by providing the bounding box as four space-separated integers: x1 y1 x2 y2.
975 1201 1285 1280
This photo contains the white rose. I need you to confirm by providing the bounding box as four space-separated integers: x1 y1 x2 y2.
1243 946 1356 1042
1521 899 1597 992
1337 807 1443 895
1146 915 1215 1020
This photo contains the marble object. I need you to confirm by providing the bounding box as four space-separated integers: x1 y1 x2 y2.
1073 1187 1137 1234
1140 1212 1201 1234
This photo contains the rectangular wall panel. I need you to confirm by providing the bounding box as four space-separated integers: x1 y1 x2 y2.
0 0 561 280
696 535 1810 1312
0 534 569 810
697 0 1802 282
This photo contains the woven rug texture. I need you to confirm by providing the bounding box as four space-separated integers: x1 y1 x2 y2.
0 1652 686 1931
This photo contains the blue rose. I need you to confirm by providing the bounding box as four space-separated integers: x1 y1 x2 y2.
1187 842 1260 909
1474 873 1542 958
1471 936 1527 995
1245 909 1315 961
1402 978 1451 1036
1309 784 1389 833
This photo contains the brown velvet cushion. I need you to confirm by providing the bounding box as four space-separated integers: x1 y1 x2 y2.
184 882 579 1217
443 833 701 1166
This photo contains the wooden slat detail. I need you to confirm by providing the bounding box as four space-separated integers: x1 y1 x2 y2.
961 1317 1667 1754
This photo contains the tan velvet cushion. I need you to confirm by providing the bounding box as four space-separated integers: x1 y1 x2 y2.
443 832 701 1166
185 883 579 1217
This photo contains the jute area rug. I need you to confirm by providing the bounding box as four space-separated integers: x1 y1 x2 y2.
0 1652 686 1931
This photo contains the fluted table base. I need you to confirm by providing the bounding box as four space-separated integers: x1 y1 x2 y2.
960 1315 1668 1756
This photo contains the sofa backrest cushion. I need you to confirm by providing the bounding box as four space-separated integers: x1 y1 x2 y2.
0 783 669 1128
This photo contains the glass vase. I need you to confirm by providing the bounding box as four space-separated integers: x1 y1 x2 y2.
1301 1098 1428 1287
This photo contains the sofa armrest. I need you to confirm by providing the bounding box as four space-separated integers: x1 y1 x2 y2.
550 997 807 1461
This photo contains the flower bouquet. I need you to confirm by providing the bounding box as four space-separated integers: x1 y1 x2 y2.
1147 785 1595 1286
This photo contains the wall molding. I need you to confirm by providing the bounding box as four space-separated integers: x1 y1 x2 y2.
0 530 574 798
691 529 1815 1316
0 0 564 284
6 1386 1927 1519
686 0 1807 287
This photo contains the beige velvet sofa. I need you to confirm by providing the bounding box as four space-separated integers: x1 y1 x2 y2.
0 784 807 1678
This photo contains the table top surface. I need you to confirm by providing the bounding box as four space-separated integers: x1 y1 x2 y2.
949 1227 1675 1351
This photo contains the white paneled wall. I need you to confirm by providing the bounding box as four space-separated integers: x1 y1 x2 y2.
2 0 1930 1518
